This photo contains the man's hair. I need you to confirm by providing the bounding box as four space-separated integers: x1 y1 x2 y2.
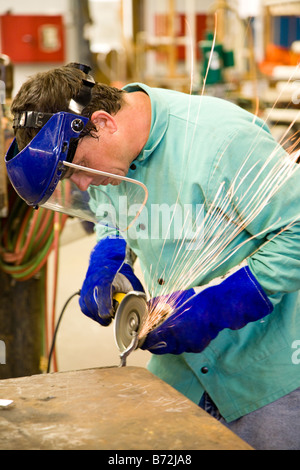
11 63 126 150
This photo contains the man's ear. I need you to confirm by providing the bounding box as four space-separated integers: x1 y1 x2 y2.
91 111 118 133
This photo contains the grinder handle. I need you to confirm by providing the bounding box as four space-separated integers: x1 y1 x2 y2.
112 292 126 317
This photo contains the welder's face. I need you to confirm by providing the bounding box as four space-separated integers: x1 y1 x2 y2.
65 133 129 191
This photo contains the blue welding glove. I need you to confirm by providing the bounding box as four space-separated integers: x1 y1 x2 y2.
141 266 273 355
79 235 144 326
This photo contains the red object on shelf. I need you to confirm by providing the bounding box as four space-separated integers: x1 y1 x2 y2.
0 14 65 63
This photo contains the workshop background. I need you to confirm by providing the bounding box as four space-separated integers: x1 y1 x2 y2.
1 0 300 379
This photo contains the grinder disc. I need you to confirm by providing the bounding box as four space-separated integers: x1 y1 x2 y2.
114 291 147 352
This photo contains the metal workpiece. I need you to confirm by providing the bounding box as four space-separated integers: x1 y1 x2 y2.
0 366 253 450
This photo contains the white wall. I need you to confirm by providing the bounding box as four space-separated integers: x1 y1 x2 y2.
88 0 123 53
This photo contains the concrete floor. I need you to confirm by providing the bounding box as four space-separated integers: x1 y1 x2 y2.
47 218 151 373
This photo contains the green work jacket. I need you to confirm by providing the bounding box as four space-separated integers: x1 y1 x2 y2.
91 83 300 422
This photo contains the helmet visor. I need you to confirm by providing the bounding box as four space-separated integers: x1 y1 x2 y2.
41 161 148 232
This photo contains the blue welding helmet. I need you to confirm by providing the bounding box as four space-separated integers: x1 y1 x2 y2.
5 111 89 207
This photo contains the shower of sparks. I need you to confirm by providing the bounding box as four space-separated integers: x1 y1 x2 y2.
139 146 300 339
137 13 300 342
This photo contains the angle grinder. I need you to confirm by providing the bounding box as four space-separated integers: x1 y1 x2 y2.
112 291 148 366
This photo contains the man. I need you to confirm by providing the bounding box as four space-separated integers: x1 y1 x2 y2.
6 63 300 449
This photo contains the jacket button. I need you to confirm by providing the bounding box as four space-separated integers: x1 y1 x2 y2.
158 278 165 285
201 367 209 374
138 223 146 231
130 163 137 170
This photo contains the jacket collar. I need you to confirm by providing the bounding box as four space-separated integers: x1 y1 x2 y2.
123 83 169 162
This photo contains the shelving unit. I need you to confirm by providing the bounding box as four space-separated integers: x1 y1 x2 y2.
135 0 199 91
260 1 300 131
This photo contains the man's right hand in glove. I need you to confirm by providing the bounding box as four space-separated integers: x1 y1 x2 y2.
79 235 144 326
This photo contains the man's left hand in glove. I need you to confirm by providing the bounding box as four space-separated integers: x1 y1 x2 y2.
141 265 273 355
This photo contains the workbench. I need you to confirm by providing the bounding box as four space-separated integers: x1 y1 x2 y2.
0 366 252 450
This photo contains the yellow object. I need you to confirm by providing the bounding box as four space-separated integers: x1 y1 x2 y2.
113 292 126 305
